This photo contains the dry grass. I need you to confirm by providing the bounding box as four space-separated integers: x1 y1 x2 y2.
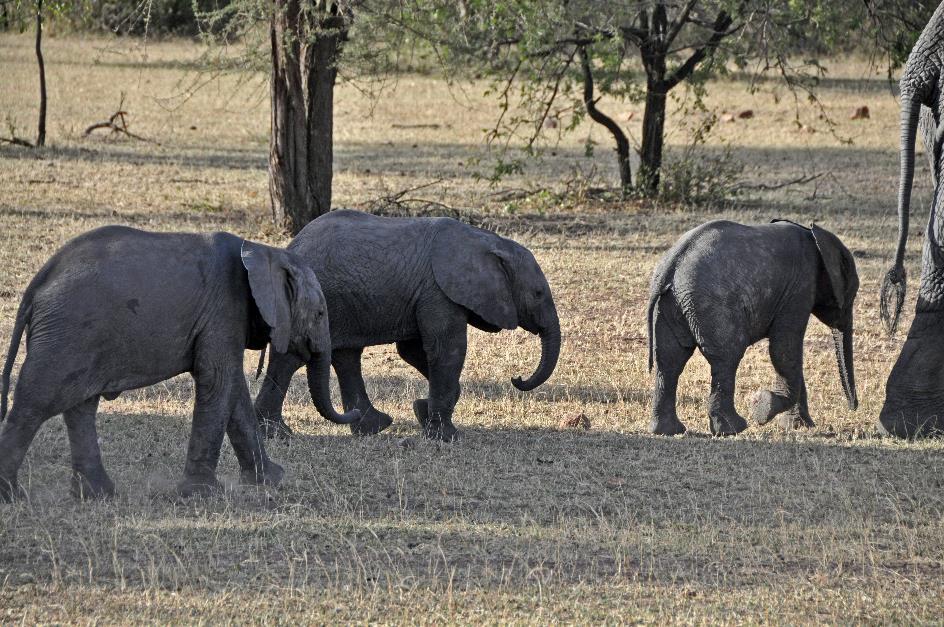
1 34 943 624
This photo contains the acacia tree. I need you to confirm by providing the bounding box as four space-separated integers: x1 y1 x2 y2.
368 0 937 197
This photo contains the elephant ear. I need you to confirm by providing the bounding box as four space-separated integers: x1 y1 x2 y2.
241 240 291 353
431 221 518 330
810 224 858 308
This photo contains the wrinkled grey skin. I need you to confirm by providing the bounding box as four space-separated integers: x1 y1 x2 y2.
0 226 359 502
648 220 859 436
254 209 560 442
880 2 944 438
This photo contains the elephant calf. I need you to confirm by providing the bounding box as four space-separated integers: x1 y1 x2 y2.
0 225 359 501
254 209 561 442
647 219 859 436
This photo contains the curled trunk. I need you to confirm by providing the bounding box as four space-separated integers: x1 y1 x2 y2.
512 310 561 392
831 327 858 411
306 351 360 424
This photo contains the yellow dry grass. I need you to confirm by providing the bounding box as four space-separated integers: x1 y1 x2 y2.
0 34 942 624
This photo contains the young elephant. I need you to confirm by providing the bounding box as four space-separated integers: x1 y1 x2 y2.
647 219 858 436
254 209 561 442
0 226 360 501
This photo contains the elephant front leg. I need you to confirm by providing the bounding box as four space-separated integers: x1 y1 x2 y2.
63 396 115 500
333 347 393 436
226 384 284 488
253 350 304 439
179 362 237 497
421 328 467 442
751 329 815 429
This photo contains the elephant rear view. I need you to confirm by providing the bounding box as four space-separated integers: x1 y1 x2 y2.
0 225 359 502
648 220 858 436
253 209 561 442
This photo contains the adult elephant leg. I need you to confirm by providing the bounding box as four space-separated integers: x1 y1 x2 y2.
752 325 815 429
63 396 115 500
226 381 284 487
333 347 392 436
254 350 305 439
650 305 694 436
706 352 749 437
396 338 432 428
420 323 467 442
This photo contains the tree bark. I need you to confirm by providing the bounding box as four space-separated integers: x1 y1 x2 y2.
35 0 46 147
639 84 667 194
578 46 632 195
269 1 344 235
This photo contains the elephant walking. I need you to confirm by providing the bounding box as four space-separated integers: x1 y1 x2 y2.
648 220 858 436
254 209 561 442
0 226 359 501
880 1 944 437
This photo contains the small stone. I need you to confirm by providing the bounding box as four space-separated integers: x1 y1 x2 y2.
737 109 754 119
720 113 736 123
851 105 870 120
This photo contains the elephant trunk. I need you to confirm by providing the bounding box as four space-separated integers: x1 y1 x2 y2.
831 326 858 411
306 350 361 424
881 95 919 334
512 309 560 392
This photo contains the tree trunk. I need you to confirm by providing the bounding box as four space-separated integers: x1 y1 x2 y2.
269 1 344 236
639 83 666 195
35 0 46 147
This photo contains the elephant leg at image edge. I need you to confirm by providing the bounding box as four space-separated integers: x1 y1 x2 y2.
396 338 432 428
63 395 116 499
333 347 393 436
650 305 694 436
706 355 749 437
253 351 304 438
751 326 815 429
0 403 50 502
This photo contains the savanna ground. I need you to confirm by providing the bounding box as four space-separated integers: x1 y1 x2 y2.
0 33 943 624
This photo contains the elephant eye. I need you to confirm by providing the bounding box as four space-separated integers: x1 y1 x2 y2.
534 289 543 298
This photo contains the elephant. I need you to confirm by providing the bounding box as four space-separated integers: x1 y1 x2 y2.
647 219 859 437
253 209 561 442
879 1 944 437
0 225 360 501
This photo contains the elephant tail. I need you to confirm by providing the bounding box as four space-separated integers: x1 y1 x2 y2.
647 292 658 372
1 291 32 421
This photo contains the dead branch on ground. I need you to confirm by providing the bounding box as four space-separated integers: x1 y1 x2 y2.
83 94 157 144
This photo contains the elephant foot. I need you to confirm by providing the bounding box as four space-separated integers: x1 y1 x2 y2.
176 474 223 498
710 412 748 437
413 399 430 428
349 407 394 436
70 468 116 500
650 415 686 436
750 390 781 426
259 417 293 440
423 419 461 443
240 460 285 487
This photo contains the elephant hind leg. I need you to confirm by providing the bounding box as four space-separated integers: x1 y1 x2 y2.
650 298 695 436
396 338 431 428
63 396 115 500
333 347 392 436
706 357 749 437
